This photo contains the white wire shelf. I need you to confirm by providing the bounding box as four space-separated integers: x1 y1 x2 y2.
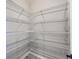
31 31 70 34
30 39 69 45
6 41 29 54
6 37 30 47
6 17 30 24
32 42 70 51
31 50 58 59
6 31 34 34
7 0 30 17
34 20 68 24
31 46 67 56
32 8 67 18
7 7 30 17
32 3 68 18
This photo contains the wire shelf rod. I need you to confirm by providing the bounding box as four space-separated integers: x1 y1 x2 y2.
6 17 30 24
31 39 69 45
6 37 30 47
33 8 67 18
31 49 59 59
7 7 30 17
32 3 68 15
6 31 34 34
33 42 69 51
34 20 68 24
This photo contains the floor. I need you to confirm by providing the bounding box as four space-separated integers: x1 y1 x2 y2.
24 54 41 59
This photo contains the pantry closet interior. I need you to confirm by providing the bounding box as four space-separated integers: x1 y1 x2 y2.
6 0 71 59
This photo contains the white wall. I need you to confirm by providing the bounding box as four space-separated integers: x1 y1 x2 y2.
30 0 67 12
6 0 31 59
30 0 70 59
